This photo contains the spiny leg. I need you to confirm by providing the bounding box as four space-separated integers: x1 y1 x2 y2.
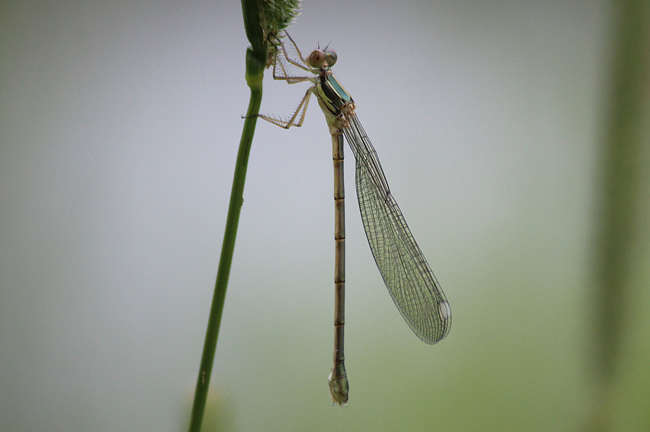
272 53 312 84
257 88 312 129
281 32 313 71
268 32 315 83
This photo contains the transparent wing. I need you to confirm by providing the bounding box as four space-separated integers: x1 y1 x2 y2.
343 114 451 344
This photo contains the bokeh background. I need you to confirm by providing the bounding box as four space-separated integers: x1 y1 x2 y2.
2 1 648 431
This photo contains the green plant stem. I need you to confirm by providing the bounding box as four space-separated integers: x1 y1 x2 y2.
589 0 650 430
188 86 262 432
188 2 267 426
595 0 649 381
594 0 649 382
188 0 299 428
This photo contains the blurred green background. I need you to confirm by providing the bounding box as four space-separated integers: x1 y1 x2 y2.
2 1 649 431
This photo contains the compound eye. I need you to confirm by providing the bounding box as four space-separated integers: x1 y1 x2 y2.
308 50 326 68
325 50 337 67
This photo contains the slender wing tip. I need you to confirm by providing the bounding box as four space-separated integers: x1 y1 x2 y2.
413 300 452 345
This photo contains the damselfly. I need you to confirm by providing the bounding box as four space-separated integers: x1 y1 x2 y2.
257 32 451 406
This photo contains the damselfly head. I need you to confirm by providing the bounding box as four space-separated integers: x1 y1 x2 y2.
308 49 337 69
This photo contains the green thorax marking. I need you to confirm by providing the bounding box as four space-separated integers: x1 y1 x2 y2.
317 71 352 116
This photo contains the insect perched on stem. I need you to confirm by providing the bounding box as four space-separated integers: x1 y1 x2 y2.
257 32 451 406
